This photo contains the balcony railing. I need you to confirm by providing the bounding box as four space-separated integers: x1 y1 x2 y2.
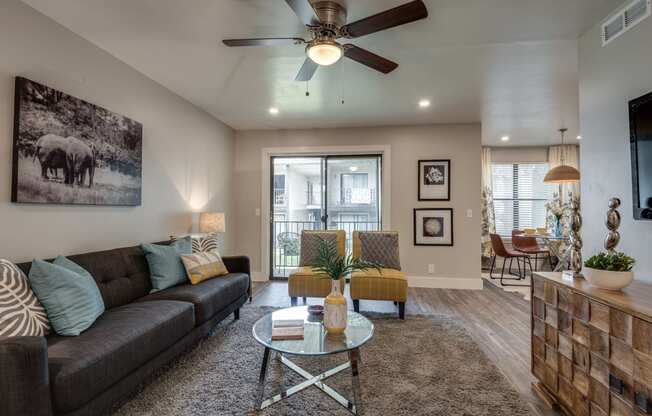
271 220 381 278
340 188 377 205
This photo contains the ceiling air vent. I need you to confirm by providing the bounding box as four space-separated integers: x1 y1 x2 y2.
602 0 651 46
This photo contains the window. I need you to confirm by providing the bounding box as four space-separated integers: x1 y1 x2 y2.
491 163 555 236
340 173 369 204
273 174 286 205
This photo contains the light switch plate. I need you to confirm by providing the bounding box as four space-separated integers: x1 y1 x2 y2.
466 209 473 218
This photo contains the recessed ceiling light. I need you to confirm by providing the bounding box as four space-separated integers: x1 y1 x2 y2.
269 107 279 115
576 135 582 140
349 166 359 172
418 99 431 108
501 135 510 142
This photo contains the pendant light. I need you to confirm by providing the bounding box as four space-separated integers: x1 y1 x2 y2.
544 128 580 183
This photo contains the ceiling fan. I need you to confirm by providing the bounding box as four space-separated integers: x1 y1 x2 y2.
222 0 428 81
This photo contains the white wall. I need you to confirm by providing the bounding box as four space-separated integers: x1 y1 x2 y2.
0 0 235 262
234 125 482 288
579 11 652 280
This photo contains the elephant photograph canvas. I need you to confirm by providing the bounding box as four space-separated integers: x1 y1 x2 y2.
11 77 142 205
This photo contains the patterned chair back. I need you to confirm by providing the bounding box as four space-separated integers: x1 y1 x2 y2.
352 231 401 270
301 230 346 257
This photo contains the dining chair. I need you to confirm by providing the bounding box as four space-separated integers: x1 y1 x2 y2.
511 230 553 271
489 233 532 287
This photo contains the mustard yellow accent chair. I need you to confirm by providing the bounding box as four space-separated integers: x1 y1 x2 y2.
288 230 346 306
350 231 407 319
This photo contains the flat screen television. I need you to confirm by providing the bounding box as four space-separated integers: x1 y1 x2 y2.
630 90 652 220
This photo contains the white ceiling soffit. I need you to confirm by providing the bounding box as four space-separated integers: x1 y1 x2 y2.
22 0 622 145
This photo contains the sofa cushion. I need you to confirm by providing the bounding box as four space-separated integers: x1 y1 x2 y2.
0 259 50 337
142 237 193 293
139 273 249 324
28 257 105 336
16 245 154 310
46 300 194 413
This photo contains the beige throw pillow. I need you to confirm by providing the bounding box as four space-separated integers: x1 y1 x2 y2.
180 250 229 285
0 259 50 337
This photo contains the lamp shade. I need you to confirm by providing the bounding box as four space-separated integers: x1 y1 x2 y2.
543 165 580 184
199 212 225 234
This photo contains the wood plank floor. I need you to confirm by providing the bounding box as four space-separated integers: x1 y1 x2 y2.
251 279 559 416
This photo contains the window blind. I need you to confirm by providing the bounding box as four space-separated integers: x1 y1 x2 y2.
491 163 555 236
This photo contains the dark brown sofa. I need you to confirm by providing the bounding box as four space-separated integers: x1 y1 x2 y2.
0 243 251 416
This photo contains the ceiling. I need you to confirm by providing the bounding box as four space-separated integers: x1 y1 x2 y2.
22 0 621 146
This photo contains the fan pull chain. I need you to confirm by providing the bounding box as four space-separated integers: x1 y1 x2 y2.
340 60 345 105
305 81 310 97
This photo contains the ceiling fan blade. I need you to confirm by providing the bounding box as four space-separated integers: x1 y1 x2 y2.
285 0 321 26
343 45 398 74
222 37 305 47
341 0 428 38
295 58 319 81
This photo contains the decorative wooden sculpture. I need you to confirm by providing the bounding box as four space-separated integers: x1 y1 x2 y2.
568 194 582 276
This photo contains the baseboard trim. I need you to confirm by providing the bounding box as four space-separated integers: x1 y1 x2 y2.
251 272 268 282
407 276 483 290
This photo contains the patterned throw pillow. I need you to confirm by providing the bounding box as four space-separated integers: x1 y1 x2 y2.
0 259 50 337
359 232 401 270
170 235 219 253
299 232 338 267
180 250 229 285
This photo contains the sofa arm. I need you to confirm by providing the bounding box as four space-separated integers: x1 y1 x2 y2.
223 256 251 300
0 336 52 416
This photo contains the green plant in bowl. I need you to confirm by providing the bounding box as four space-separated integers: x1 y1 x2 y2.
583 252 635 290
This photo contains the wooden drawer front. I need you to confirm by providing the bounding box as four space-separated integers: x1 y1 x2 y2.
590 326 610 359
574 366 590 396
633 350 652 388
590 402 608 416
559 375 574 408
546 324 559 348
612 336 635 375
546 344 558 370
546 304 559 328
559 310 573 335
591 354 610 387
534 318 545 339
633 381 652 415
544 281 558 306
533 355 546 381
572 387 590 416
559 333 573 359
545 365 558 393
572 293 590 322
558 287 572 313
611 308 633 345
590 301 610 333
574 342 590 372
533 297 545 320
633 318 652 355
610 392 634 416
560 354 573 380
574 318 590 346
589 378 610 412
533 275 544 299
610 364 635 405
533 335 545 359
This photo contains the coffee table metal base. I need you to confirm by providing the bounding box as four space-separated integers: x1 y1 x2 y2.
256 347 363 415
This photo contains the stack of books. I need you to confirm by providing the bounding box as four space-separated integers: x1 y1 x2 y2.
271 319 304 340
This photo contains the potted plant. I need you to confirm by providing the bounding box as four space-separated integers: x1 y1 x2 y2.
583 252 635 291
310 238 380 334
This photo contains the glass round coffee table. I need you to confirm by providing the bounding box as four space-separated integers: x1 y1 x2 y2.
252 306 374 415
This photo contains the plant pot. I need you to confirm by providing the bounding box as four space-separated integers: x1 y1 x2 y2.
324 279 347 334
583 267 633 291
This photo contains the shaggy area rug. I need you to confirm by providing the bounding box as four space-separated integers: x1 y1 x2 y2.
113 306 531 416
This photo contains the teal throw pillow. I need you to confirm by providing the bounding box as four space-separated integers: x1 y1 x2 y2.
142 236 192 293
28 256 105 336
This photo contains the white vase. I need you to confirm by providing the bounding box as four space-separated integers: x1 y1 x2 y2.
323 279 347 334
583 267 633 291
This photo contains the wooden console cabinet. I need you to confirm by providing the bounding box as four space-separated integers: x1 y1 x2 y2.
531 272 652 416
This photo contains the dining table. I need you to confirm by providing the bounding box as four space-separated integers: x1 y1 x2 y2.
525 233 570 272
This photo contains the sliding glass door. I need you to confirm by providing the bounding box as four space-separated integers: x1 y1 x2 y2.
270 155 382 279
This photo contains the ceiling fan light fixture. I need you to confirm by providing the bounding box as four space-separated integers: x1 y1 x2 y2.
307 40 343 66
